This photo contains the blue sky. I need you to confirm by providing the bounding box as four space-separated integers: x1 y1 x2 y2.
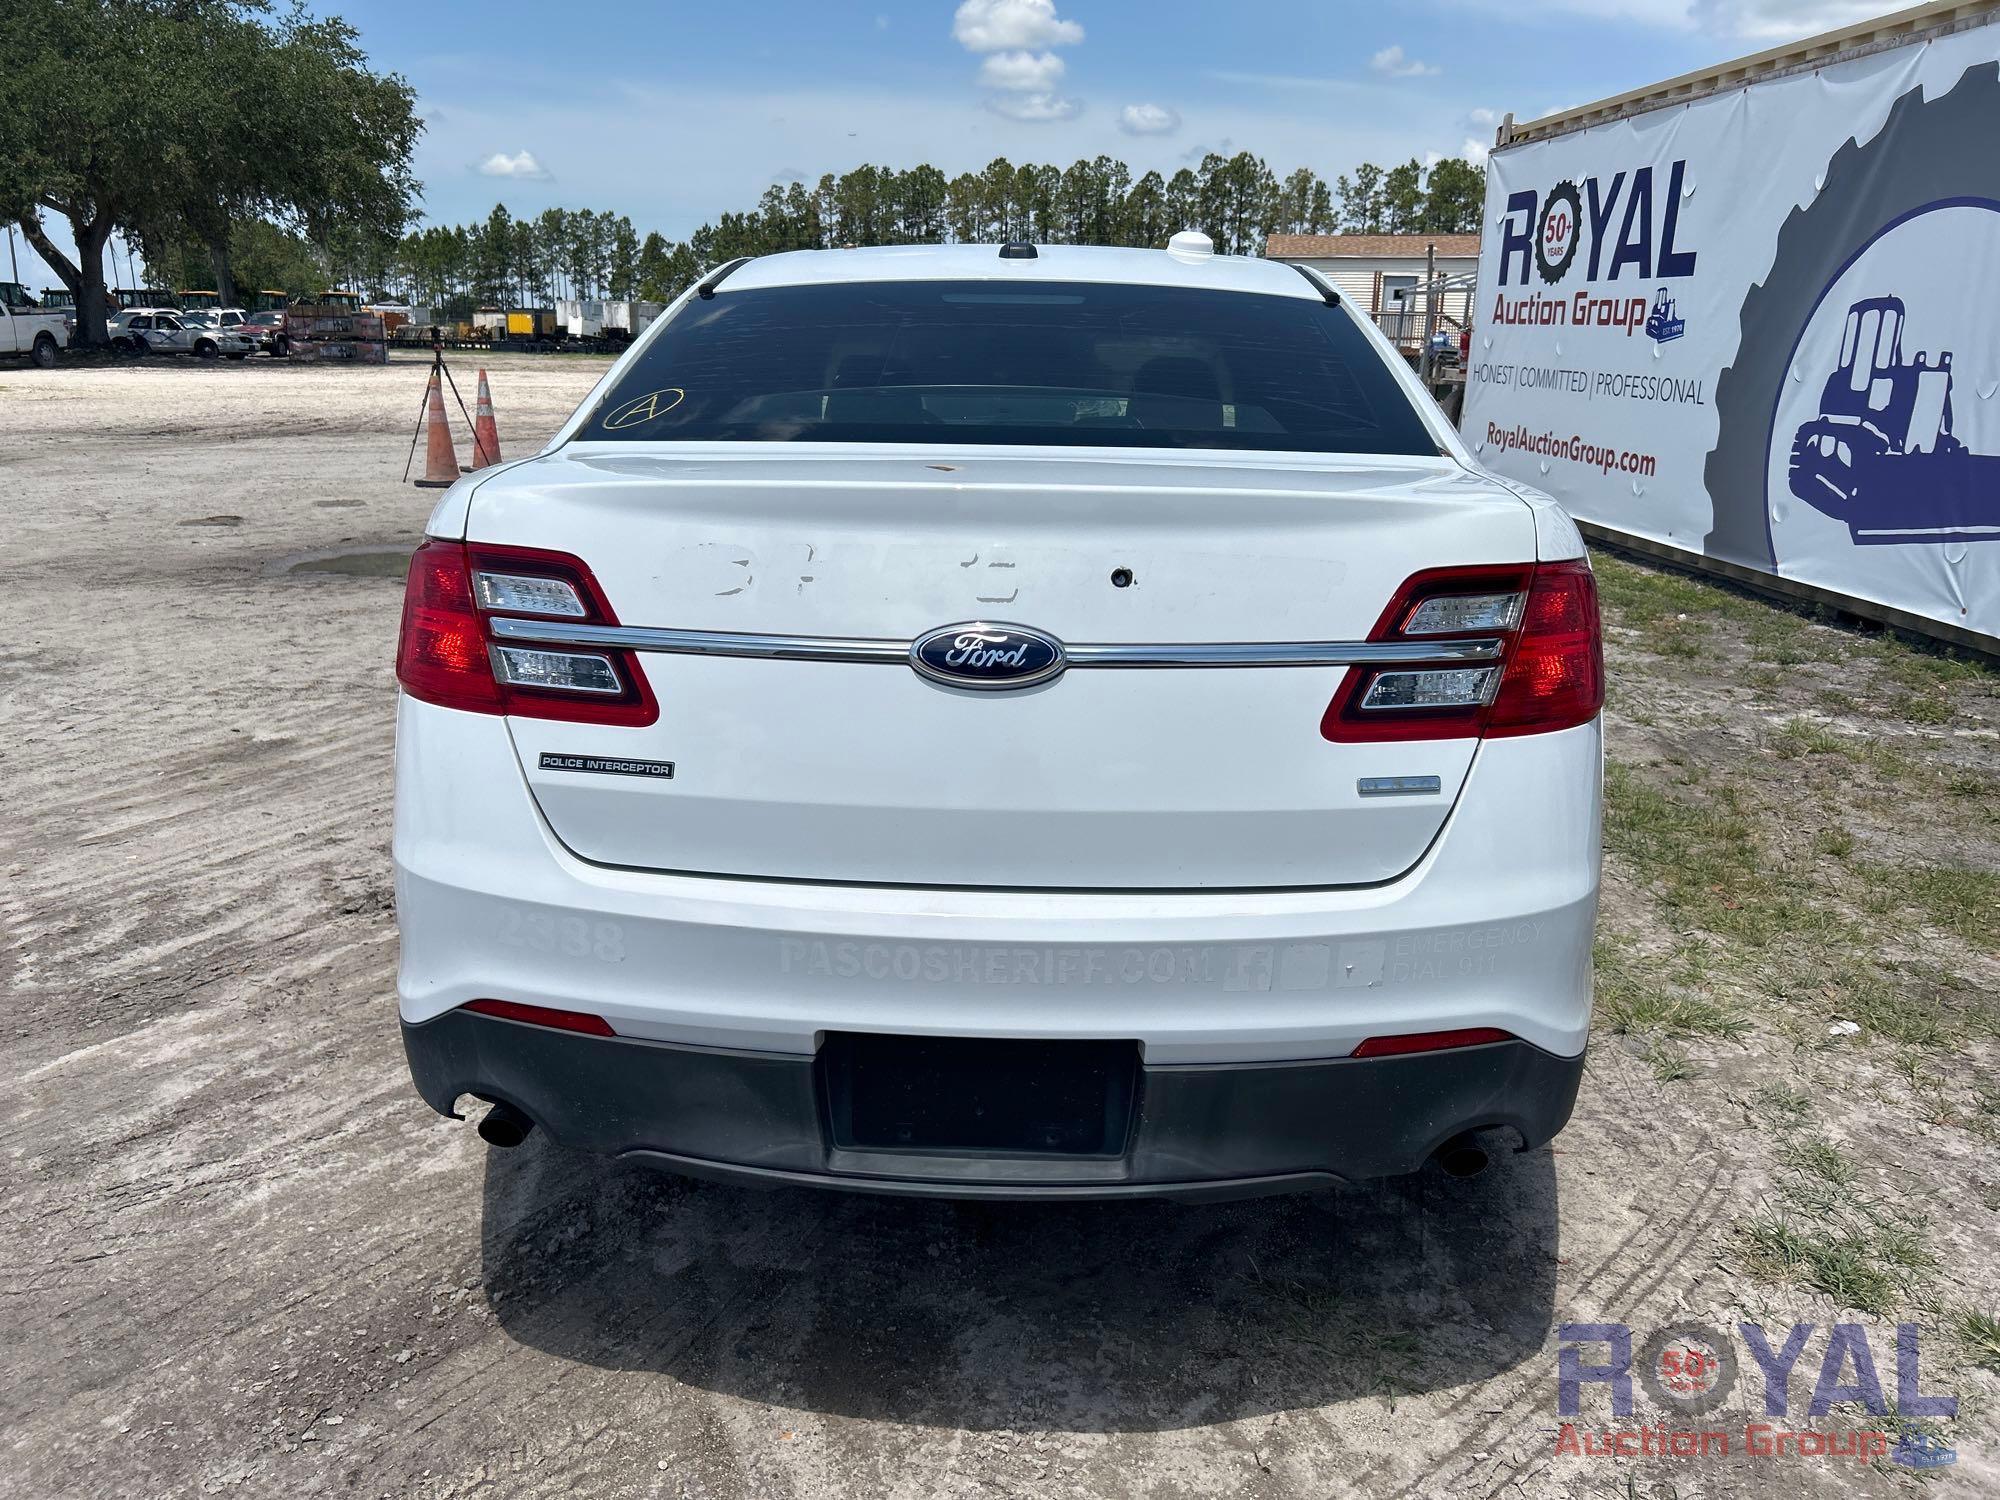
10 0 1884 292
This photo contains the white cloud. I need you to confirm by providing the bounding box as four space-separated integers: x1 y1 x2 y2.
1118 102 1181 136
1466 106 1500 127
1688 0 1882 37
979 50 1066 91
1426 136 1490 168
952 0 1083 52
477 149 552 180
987 91 1081 122
1369 44 1440 78
1476 0 1879 38
957 1 1081 122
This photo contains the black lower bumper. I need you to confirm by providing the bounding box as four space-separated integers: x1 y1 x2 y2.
401 1010 1584 1200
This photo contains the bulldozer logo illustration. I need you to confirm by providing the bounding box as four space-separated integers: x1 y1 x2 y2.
1644 287 1685 344
1704 67 2000 569
1786 294 1996 545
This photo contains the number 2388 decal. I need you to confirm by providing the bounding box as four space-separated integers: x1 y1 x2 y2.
496 908 626 962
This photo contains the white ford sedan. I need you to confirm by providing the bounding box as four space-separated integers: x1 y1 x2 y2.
394 236 1601 1198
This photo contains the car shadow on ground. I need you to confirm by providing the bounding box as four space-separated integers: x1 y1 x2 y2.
479 1130 1558 1432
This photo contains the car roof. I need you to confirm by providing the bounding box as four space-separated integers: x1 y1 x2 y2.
722 242 1322 300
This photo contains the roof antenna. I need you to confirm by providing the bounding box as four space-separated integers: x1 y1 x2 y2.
697 256 752 299
998 242 1038 259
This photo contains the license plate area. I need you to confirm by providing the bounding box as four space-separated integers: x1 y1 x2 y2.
819 1033 1139 1158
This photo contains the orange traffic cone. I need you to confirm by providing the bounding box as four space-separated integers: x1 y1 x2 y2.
414 369 460 488
471 368 503 470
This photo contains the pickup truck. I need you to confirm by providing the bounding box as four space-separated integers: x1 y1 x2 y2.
1 281 69 368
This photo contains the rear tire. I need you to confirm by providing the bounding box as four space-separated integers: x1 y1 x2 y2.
30 333 58 369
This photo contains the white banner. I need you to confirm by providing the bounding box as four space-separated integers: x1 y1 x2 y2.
1462 23 2000 645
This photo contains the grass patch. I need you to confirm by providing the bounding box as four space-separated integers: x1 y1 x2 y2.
1894 692 1954 726
1883 866 2000 951
1603 764 1837 949
1600 982 1748 1040
1592 552 1763 627
1592 555 1732 660
1595 937 1749 1041
1783 1137 1857 1188
1954 1309 2000 1374
1605 761 1990 1048
1739 1125 1937 1314
1771 716 1846 758
1862 632 1997 696
1754 1084 1812 1123
1740 1214 1902 1314
1837 960 1987 1048
1740 1189 1934 1316
1649 1043 1692 1083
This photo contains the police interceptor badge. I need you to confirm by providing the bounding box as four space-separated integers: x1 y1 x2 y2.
539 752 675 779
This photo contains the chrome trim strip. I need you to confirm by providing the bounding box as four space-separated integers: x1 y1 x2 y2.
1063 639 1501 666
490 616 909 663
489 616 1503 667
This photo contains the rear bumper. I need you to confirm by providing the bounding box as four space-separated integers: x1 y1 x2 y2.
403 1008 1585 1199
394 697 1601 1064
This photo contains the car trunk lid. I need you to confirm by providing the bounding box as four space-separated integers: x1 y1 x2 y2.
470 446 1537 889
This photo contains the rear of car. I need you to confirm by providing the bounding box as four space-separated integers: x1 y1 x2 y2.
393 244 1601 1199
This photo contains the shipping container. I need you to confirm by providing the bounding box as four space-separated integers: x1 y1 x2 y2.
505 308 557 338
1464 0 2000 652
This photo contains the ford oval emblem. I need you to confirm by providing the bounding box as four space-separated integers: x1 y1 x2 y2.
910 621 1067 691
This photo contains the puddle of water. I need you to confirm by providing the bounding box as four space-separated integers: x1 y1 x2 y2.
286 548 411 579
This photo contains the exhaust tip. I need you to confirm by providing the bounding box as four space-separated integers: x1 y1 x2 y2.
477 1100 535 1149
1435 1134 1489 1179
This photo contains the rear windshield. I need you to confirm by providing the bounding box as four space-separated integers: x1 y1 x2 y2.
579 279 1436 454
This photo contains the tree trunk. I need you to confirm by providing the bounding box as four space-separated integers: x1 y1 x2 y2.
205 233 237 308
17 211 80 308
19 208 114 347
72 212 115 348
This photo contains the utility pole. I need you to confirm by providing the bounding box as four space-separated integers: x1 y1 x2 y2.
1418 241 1438 386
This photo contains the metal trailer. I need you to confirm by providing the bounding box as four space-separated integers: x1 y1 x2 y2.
1476 0 2000 656
283 294 386 364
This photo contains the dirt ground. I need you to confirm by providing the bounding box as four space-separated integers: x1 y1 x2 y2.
3 351 1996 1500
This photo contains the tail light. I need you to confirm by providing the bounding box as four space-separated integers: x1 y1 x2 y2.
396 539 658 725
1351 1027 1514 1058
1321 559 1601 742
